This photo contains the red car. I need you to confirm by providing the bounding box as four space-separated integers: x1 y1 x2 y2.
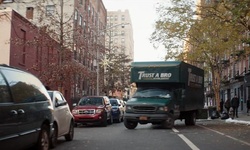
72 96 113 127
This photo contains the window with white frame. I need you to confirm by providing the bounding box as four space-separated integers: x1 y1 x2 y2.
79 15 82 26
46 5 55 16
74 10 78 20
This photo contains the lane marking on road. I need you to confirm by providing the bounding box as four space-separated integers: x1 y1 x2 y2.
172 128 200 150
197 125 250 146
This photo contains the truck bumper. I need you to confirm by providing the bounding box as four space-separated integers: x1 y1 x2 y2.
124 113 172 123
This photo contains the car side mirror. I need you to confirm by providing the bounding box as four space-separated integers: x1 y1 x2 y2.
73 103 77 107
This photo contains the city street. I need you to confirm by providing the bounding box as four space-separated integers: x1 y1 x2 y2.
54 119 250 150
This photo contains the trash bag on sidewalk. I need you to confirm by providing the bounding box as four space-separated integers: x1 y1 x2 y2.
221 111 229 120
211 110 220 119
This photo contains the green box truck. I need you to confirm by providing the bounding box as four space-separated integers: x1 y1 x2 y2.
124 61 204 129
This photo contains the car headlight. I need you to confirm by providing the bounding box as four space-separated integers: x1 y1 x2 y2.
125 105 132 111
72 109 79 115
158 106 168 111
112 108 119 111
96 109 103 114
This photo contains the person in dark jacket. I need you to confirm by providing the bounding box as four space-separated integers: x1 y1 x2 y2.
247 97 250 116
220 99 224 113
231 95 240 119
224 99 231 113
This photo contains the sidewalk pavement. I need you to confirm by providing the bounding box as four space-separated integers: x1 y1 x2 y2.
223 112 250 125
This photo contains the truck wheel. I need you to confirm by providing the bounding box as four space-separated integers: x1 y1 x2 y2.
185 112 196 126
162 115 174 129
124 119 138 129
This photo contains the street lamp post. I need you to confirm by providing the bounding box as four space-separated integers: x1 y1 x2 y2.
96 22 129 96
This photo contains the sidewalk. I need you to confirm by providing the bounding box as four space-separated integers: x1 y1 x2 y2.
224 112 250 125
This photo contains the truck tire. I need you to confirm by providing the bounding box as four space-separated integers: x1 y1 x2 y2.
124 119 138 129
185 111 196 126
162 115 174 129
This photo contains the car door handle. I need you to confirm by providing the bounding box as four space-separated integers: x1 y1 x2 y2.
17 109 25 114
10 110 18 116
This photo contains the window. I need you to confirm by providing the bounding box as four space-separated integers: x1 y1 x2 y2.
26 7 34 19
55 93 65 106
0 73 11 103
205 0 211 4
74 10 78 20
46 5 55 16
121 31 125 36
79 15 82 26
2 0 14 3
121 15 125 21
2 69 49 103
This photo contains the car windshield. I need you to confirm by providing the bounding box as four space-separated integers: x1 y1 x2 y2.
78 97 103 106
133 88 171 98
110 99 119 106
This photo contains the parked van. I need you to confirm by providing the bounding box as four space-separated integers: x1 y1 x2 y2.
0 64 54 150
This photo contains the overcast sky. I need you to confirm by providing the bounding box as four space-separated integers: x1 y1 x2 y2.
102 0 166 62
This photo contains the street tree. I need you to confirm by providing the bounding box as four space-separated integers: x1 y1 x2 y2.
150 0 242 110
100 46 132 97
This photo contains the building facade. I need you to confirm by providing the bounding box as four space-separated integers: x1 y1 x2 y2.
197 0 250 112
106 9 134 60
0 0 107 105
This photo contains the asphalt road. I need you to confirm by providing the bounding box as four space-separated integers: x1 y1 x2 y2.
55 119 250 150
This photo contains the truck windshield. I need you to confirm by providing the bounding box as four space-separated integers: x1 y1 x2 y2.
133 88 171 98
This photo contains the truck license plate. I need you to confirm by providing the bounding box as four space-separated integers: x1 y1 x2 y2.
139 116 147 120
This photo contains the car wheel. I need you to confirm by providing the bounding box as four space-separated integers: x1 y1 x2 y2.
36 124 50 150
65 121 74 141
101 114 108 127
107 113 113 125
50 124 58 148
124 119 138 129
117 114 121 123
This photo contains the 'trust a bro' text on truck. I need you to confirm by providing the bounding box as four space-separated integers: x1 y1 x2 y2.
124 61 204 129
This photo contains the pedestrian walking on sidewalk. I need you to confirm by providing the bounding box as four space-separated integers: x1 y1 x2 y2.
247 97 250 116
224 99 231 113
220 99 224 113
231 95 240 119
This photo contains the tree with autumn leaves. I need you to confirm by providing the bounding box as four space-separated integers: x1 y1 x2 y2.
151 0 250 111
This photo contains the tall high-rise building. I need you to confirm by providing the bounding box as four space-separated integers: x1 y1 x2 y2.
106 9 134 61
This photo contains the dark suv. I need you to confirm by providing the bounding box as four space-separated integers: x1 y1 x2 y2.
72 96 113 127
0 64 54 150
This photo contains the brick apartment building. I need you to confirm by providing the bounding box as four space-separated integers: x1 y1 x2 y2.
0 0 107 106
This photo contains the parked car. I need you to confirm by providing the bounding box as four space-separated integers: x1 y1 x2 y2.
72 96 113 127
47 90 74 148
0 64 54 150
110 98 124 123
